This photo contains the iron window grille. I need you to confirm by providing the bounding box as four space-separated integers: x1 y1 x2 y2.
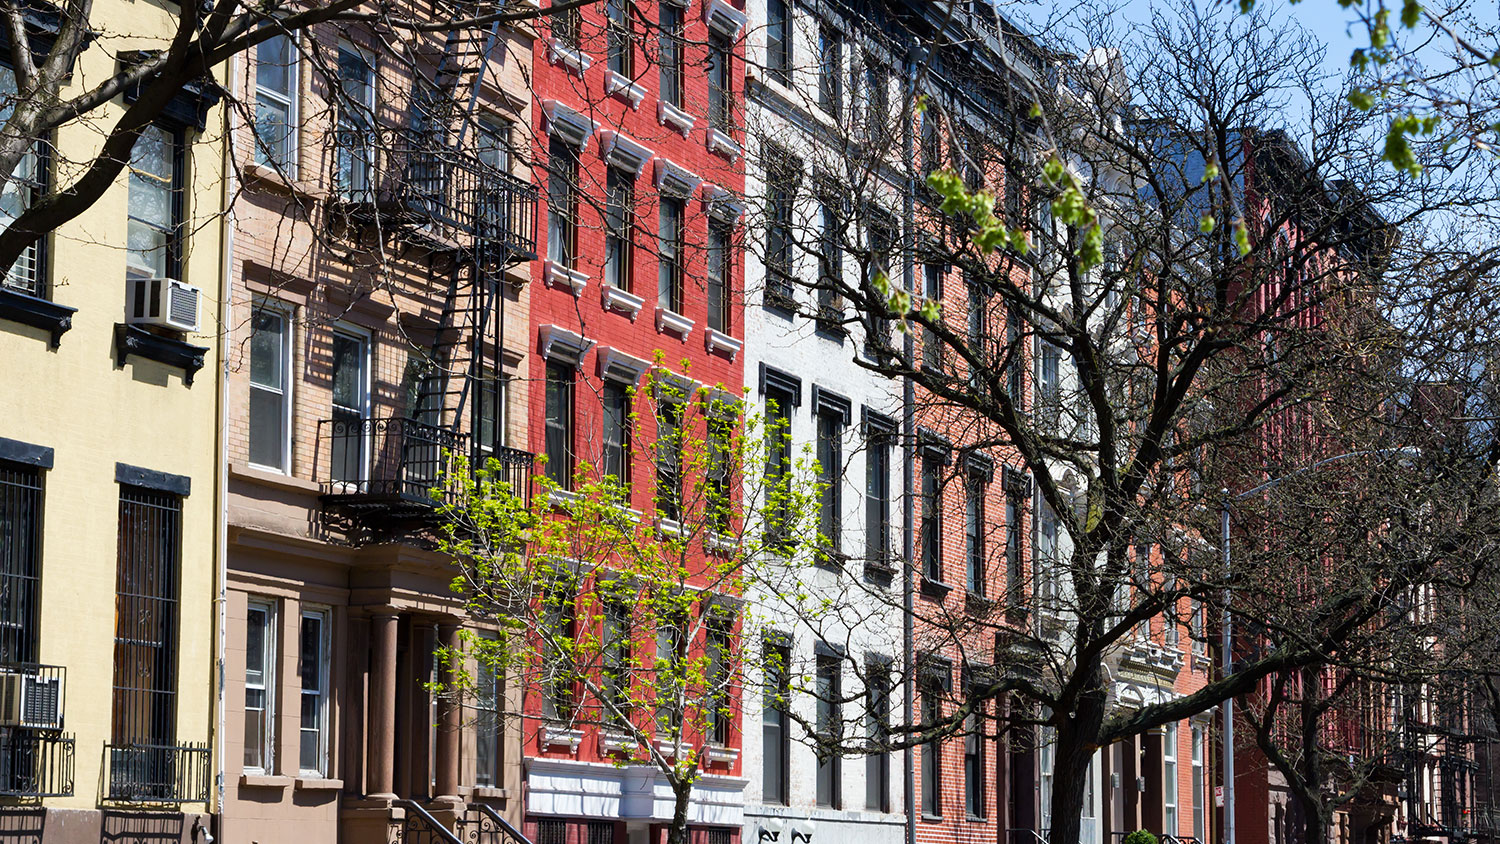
0 464 41 665
112 487 181 761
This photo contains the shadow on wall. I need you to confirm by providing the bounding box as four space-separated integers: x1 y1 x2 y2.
99 811 183 844
0 808 44 844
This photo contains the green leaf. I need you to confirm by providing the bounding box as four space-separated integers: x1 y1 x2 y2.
1199 214 1216 234
1400 0 1421 28
1348 89 1376 111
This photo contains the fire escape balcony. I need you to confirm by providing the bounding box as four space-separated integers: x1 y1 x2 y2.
330 126 538 264
317 416 469 530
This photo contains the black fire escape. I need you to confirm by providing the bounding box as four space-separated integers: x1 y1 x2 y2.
316 15 536 542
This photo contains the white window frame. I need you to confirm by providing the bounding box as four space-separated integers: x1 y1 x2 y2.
255 30 300 178
244 598 277 774
1192 724 1206 841
298 606 331 777
1163 721 1179 834
248 302 294 473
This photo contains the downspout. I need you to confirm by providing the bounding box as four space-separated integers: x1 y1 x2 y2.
213 48 244 831
901 38 923 844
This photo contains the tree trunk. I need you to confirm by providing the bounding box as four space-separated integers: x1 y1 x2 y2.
1049 680 1108 844
667 778 693 844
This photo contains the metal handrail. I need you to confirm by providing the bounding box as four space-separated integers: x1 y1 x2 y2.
1008 829 1050 844
467 802 535 844
393 798 465 844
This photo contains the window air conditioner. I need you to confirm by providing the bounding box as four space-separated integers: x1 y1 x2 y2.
127 276 200 333
0 671 62 729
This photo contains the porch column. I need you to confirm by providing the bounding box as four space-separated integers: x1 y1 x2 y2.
367 610 400 799
434 621 463 803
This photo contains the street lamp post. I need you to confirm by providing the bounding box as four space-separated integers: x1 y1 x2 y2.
1217 448 1417 844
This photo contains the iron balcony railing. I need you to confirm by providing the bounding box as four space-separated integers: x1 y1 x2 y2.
458 803 535 844
318 416 470 505
476 444 535 508
0 728 73 797
104 741 211 803
0 663 65 731
331 127 538 261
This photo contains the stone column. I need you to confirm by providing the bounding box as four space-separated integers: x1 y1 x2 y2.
367 611 400 800
434 621 462 803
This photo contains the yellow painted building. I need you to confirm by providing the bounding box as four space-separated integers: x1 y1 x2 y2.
0 0 225 838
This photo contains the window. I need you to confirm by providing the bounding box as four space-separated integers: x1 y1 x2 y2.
299 608 330 775
604 168 635 292
1005 311 1024 404
538 820 567 844
541 591 576 720
476 117 512 173
255 32 299 175
126 125 181 282
545 361 575 489
817 198 843 327
656 398 683 522
965 474 985 596
1039 724 1055 832
766 0 791 85
762 642 790 803
764 386 794 547
864 661 891 811
707 218 732 334
476 370 508 458
864 422 892 571
113 487 182 762
919 680 941 817
606 0 633 75
815 654 841 807
919 110 941 177
0 69 43 297
329 330 370 487
1164 722 1179 834
475 632 503 786
655 617 685 734
244 600 275 772
815 406 842 558
658 197 684 314
964 700 986 818
601 603 631 729
547 138 580 268
551 0 581 47
705 619 732 746
335 43 374 200
1037 502 1059 607
249 306 293 472
602 380 632 491
922 264 943 370
1190 599 1207 656
1004 494 1023 602
707 415 732 535
708 31 733 133
859 57 889 138
864 220 894 356
765 163 795 305
1192 725 1206 841
968 278 990 388
921 454 942 583
0 463 40 666
817 22 843 115
1038 341 1061 431
659 3 684 108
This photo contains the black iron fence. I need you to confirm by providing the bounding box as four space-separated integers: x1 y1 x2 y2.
0 728 73 797
318 417 470 503
104 742 211 803
330 127 538 260
392 799 464 844
476 444 534 507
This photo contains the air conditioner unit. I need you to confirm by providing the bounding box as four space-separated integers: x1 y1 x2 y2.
0 671 62 729
127 276 200 333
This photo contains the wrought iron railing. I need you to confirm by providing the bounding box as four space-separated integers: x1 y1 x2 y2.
0 728 72 796
318 416 470 504
458 803 534 844
475 444 534 507
330 127 538 261
103 742 211 803
0 663 65 731
1008 828 1049 844
392 798 464 844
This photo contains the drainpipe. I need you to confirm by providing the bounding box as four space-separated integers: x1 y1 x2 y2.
901 38 924 844
213 48 244 833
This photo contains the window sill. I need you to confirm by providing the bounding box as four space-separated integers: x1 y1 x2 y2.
602 284 644 320
548 488 582 510
658 101 695 138
966 593 997 615
763 289 796 315
114 323 208 385
704 328 741 360
920 577 952 601
0 286 74 347
242 161 324 202
706 127 741 161
238 774 292 790
542 725 585 752
655 307 694 339
605 70 647 108
547 39 592 76
230 462 320 494
546 261 589 296
599 731 636 755
295 776 343 791
921 813 944 823
656 517 687 538
703 744 739 765
471 786 511 800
